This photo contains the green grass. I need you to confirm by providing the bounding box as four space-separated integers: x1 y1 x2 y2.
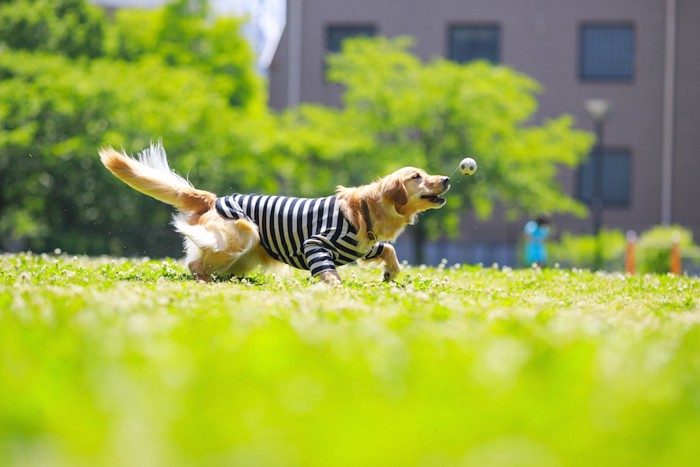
1 252 699 467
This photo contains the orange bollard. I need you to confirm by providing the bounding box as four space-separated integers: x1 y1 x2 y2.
625 231 636 275
670 236 681 275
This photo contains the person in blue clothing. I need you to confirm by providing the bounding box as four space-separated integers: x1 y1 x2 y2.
523 215 551 267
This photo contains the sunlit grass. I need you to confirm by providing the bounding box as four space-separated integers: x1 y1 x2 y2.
1 252 699 466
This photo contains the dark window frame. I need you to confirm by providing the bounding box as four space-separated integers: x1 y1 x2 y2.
447 23 501 64
324 24 377 79
325 24 377 54
576 147 633 208
579 22 635 82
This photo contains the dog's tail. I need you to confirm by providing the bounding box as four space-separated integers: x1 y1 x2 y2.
99 142 216 214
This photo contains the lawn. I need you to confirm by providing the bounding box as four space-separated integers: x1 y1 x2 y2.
1 252 699 466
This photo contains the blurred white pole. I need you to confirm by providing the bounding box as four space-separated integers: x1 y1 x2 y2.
287 0 303 107
661 0 676 225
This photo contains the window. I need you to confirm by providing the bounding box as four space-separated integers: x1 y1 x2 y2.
580 24 635 81
448 24 500 64
325 25 376 54
577 149 632 207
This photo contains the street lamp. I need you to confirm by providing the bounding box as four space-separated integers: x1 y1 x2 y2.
584 98 610 270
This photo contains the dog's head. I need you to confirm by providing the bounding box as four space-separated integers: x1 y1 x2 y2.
381 167 450 216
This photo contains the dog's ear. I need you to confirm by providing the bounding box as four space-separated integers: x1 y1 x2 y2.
383 177 409 206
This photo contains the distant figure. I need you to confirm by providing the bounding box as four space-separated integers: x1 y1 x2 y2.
523 215 551 267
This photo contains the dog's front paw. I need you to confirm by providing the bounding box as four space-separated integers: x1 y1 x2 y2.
383 266 400 282
317 269 342 286
194 273 212 283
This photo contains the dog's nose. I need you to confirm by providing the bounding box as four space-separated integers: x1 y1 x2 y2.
441 177 450 189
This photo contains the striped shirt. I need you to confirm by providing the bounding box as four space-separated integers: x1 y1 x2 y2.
215 194 385 276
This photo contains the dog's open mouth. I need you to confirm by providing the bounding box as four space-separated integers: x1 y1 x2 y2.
421 194 447 205
420 179 450 206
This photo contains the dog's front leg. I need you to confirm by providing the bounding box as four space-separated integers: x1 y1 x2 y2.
379 244 401 282
304 236 342 285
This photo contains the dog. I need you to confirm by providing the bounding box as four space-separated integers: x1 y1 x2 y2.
99 142 450 284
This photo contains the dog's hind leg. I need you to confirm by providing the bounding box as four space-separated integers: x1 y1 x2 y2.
175 211 261 280
187 257 212 282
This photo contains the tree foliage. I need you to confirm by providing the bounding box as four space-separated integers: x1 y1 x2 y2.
0 0 105 58
105 0 263 110
0 0 268 255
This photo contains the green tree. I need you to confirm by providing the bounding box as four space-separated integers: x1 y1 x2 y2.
261 105 376 197
106 0 263 110
0 0 105 58
318 37 593 262
0 0 270 255
0 51 268 255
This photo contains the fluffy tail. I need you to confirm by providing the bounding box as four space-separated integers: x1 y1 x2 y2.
99 142 216 214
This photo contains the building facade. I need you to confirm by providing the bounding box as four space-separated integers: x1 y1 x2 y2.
268 0 700 265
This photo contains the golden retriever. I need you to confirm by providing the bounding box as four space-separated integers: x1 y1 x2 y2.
99 143 450 284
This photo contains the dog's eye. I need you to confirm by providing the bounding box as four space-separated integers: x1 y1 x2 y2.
411 173 422 180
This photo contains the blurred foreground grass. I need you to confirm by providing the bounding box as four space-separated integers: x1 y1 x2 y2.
1 252 699 466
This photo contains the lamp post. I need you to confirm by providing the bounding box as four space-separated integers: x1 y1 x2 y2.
584 98 610 270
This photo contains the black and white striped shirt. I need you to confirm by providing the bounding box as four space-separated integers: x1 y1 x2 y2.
215 194 385 276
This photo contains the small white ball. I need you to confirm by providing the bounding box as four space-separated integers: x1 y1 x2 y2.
459 157 477 176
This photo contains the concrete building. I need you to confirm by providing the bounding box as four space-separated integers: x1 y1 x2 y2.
268 0 700 265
